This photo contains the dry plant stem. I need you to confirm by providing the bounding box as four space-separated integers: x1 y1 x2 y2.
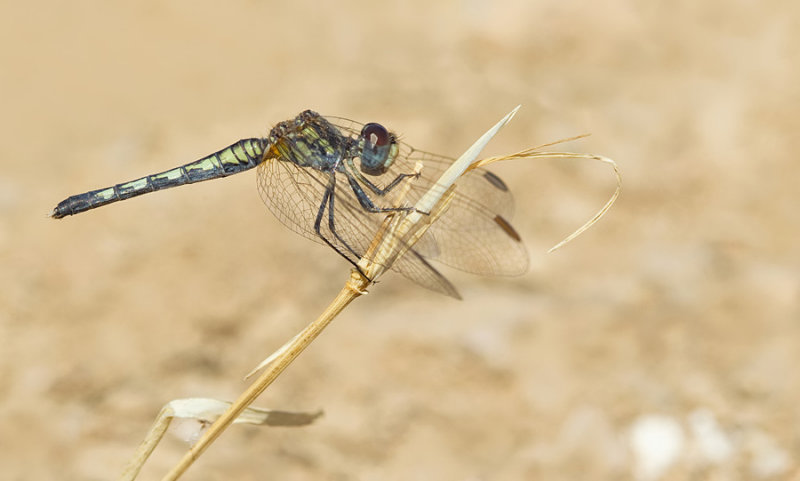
157 270 369 481
121 405 172 481
471 151 621 252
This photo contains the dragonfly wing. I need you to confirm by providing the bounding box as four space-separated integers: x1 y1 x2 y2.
258 158 332 247
327 118 529 277
320 176 461 298
389 249 461 299
257 157 461 297
258 157 385 267
390 148 529 277
411 164 529 276
299 116 530 287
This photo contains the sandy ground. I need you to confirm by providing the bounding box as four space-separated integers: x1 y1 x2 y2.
2 1 799 480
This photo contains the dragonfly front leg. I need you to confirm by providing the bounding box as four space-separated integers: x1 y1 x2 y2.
360 172 419 196
345 174 416 214
344 157 420 197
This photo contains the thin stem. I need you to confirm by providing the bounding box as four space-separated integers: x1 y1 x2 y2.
120 406 173 481
158 271 368 481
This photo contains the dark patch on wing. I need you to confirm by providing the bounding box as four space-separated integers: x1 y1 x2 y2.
483 171 509 191
494 215 522 242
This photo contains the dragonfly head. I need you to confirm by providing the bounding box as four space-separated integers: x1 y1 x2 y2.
358 123 398 176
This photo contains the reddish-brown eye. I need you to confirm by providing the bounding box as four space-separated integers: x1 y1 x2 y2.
362 123 390 150
358 122 395 176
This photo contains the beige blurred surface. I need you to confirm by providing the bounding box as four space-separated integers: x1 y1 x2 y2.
2 1 799 479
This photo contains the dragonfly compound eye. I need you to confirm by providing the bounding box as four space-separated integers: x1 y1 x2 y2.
359 123 397 176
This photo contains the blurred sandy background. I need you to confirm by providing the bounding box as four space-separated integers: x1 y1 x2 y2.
2 1 798 480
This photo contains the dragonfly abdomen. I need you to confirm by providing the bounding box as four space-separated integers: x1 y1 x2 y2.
52 138 267 218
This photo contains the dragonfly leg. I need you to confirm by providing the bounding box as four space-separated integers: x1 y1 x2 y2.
313 184 353 263
312 174 372 281
360 172 420 196
345 174 415 214
343 158 421 199
327 186 374 281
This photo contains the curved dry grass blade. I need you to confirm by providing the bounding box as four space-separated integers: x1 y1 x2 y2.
541 154 621 252
471 150 621 252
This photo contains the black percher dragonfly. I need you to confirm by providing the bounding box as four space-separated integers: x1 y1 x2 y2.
53 110 528 298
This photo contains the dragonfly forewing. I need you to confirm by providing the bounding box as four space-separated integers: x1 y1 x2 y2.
395 151 527 276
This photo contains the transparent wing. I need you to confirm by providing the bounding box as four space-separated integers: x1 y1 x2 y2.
257 158 460 298
328 117 529 277
402 148 528 276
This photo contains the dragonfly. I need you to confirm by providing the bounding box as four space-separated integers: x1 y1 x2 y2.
52 110 528 298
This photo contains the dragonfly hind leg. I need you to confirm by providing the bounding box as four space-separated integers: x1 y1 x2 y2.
312 176 374 281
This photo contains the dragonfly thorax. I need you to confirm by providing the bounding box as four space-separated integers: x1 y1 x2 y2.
265 111 354 173
357 123 398 176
